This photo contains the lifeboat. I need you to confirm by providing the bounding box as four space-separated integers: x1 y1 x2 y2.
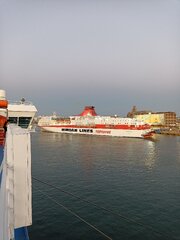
0 100 8 108
0 89 8 128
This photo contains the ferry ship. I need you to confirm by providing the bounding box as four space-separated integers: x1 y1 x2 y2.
0 89 37 240
38 106 154 139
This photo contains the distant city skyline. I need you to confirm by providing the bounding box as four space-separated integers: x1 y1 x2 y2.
0 0 180 116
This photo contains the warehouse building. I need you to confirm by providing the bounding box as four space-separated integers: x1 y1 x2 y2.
127 106 177 128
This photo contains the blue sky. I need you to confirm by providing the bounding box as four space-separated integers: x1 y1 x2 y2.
0 0 180 116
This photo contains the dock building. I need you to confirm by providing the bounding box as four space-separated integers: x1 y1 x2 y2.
127 106 177 128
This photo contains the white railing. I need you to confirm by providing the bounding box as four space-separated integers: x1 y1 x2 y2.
8 100 34 106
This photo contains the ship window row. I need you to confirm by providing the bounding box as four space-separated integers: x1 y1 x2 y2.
8 117 32 129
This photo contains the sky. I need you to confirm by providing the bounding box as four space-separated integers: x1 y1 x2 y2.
0 0 180 116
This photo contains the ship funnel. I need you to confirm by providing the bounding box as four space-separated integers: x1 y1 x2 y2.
79 106 97 116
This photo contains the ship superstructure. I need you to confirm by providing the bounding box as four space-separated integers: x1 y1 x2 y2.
38 106 154 139
0 89 35 240
8 99 37 130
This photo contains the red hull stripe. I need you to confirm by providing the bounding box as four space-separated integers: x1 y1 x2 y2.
41 124 151 131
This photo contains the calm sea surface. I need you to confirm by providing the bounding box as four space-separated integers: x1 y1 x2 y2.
29 131 180 240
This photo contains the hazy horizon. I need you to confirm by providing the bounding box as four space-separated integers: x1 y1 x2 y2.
0 0 180 116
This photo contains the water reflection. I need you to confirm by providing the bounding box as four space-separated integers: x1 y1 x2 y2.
144 140 157 169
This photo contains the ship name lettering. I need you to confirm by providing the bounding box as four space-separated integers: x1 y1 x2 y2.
62 128 77 132
79 129 93 133
96 130 111 134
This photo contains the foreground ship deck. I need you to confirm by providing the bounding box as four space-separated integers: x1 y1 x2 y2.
0 125 32 240
0 89 34 240
38 106 154 139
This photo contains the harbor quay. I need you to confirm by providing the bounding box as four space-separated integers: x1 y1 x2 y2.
156 128 180 136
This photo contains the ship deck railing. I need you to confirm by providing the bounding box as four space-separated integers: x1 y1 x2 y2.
8 100 34 106
0 128 5 145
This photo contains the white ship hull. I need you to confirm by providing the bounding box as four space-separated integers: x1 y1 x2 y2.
40 126 152 139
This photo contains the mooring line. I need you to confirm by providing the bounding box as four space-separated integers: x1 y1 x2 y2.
34 185 112 240
32 176 172 240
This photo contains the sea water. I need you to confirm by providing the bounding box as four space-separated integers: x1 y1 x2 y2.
29 131 180 240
